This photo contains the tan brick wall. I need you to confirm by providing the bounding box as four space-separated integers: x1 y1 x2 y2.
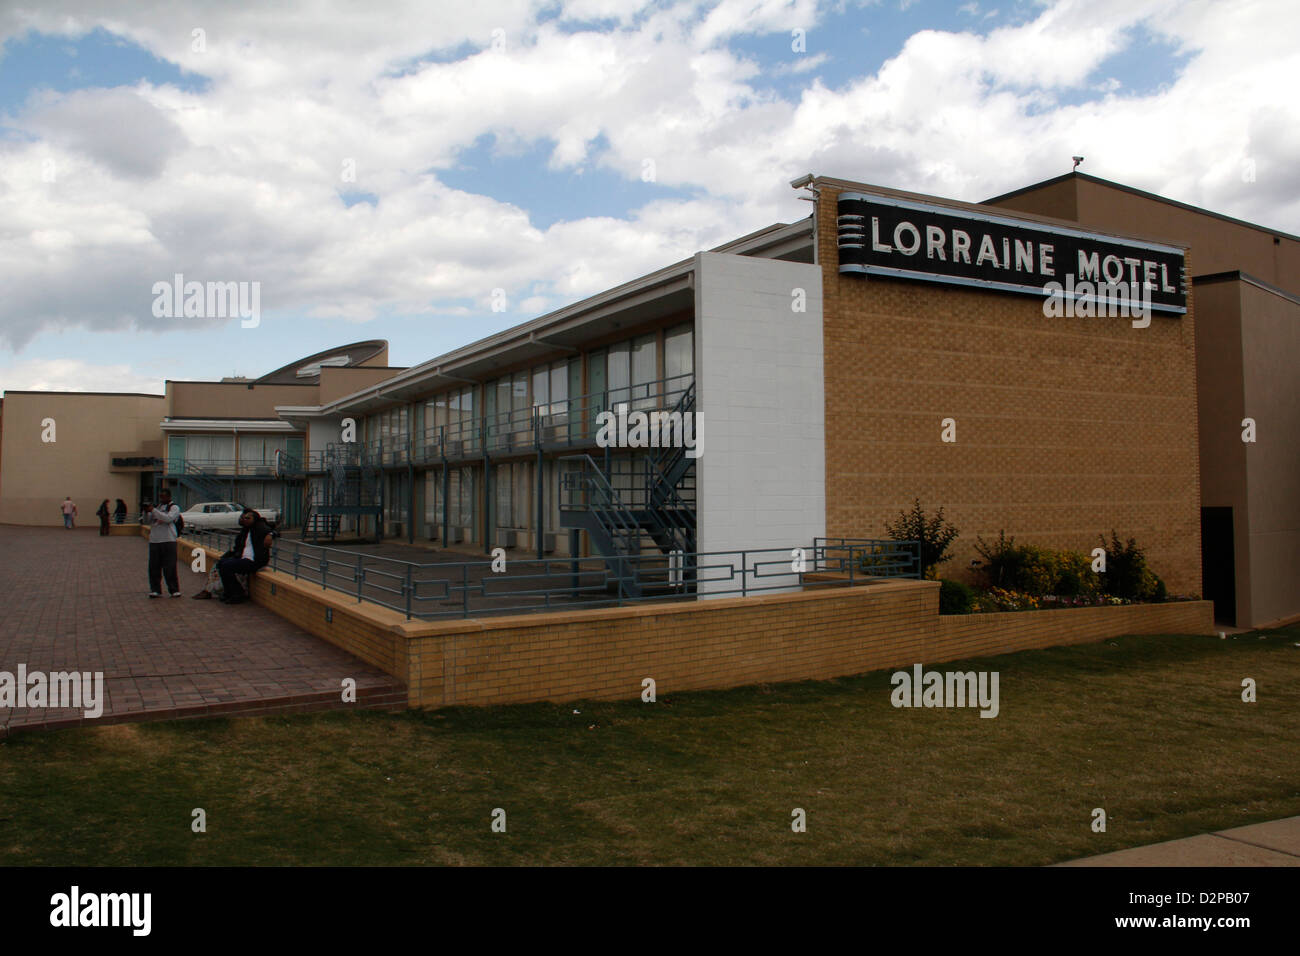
815 185 1203 594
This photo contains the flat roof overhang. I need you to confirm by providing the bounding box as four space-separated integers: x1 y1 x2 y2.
160 419 296 432
315 269 696 416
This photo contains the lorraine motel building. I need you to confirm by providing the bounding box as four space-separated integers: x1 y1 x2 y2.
0 171 1296 629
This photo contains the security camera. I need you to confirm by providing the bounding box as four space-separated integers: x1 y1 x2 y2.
1072 156 1084 169
790 173 814 189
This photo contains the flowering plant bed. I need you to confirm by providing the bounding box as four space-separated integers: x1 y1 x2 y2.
967 587 1199 614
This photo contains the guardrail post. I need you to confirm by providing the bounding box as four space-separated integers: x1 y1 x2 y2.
356 553 363 604
405 564 413 620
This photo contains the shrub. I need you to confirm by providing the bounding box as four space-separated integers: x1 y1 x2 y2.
974 531 1024 590
884 499 960 580
1099 531 1150 601
939 578 975 614
1017 544 1059 597
1054 549 1101 598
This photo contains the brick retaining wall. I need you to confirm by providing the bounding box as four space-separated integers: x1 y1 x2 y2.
182 539 1216 709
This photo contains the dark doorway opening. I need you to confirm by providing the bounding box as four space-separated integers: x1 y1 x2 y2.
1200 507 1236 626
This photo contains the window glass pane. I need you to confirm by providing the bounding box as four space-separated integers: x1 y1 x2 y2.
512 371 529 412
515 464 529 529
495 463 512 528
532 368 548 407
495 378 511 420
665 323 693 385
631 333 657 408
550 364 566 415
608 341 630 407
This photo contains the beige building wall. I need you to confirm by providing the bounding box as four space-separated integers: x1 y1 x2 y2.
816 182 1203 593
990 173 1300 297
318 366 407 405
167 381 319 418
1238 281 1300 626
0 391 167 526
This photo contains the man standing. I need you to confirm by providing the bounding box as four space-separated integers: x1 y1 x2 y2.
60 496 77 529
144 488 183 598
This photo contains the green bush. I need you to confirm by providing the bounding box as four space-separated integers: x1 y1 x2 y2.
884 499 960 580
973 531 1024 590
939 578 975 614
1100 531 1150 601
1054 550 1101 597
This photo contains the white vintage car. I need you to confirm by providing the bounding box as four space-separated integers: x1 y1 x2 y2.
179 501 280 531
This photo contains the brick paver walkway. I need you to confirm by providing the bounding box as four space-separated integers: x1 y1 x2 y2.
0 526 405 735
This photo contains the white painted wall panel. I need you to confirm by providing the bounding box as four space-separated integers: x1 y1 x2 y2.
694 252 826 596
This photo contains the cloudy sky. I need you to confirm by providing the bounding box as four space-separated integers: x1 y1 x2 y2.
1 0 1295 394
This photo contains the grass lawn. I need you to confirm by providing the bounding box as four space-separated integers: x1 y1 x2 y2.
2 625 1298 866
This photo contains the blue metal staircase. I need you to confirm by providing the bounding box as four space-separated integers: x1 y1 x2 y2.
173 462 230 504
302 443 384 542
559 384 698 598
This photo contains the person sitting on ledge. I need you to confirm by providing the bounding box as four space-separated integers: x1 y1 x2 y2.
217 507 274 605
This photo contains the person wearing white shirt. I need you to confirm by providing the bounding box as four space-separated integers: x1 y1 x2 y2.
144 488 182 597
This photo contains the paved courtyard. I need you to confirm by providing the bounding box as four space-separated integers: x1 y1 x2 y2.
0 526 405 735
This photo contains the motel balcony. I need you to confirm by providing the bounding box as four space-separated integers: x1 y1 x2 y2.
331 373 695 469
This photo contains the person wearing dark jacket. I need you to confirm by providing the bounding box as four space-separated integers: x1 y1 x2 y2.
216 508 274 604
96 499 111 535
114 499 128 524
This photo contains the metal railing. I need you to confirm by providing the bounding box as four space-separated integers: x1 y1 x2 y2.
166 457 311 478
812 537 923 580
183 528 920 621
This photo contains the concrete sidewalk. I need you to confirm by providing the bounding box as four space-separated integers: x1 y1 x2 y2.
1059 816 1300 866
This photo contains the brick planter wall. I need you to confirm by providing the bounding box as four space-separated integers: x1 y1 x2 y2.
182 538 1215 709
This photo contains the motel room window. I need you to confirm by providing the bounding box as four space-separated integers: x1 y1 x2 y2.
630 333 656 408
607 340 630 408
494 463 514 529
664 323 693 400
602 333 658 411
238 434 289 469
184 434 235 471
532 361 570 438
428 386 474 449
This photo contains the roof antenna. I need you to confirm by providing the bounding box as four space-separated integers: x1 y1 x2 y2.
1072 156 1084 170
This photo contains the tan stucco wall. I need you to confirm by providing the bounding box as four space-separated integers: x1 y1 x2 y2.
0 391 166 526
1239 281 1300 626
167 381 318 418
1191 279 1250 622
993 177 1300 298
817 184 1203 594
318 366 407 405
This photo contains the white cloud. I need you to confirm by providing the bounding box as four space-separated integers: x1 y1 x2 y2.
0 358 164 393
0 0 1296 365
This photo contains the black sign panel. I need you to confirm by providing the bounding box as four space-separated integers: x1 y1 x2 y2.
837 193 1187 314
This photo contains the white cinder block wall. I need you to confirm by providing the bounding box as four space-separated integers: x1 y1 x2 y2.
693 251 826 595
